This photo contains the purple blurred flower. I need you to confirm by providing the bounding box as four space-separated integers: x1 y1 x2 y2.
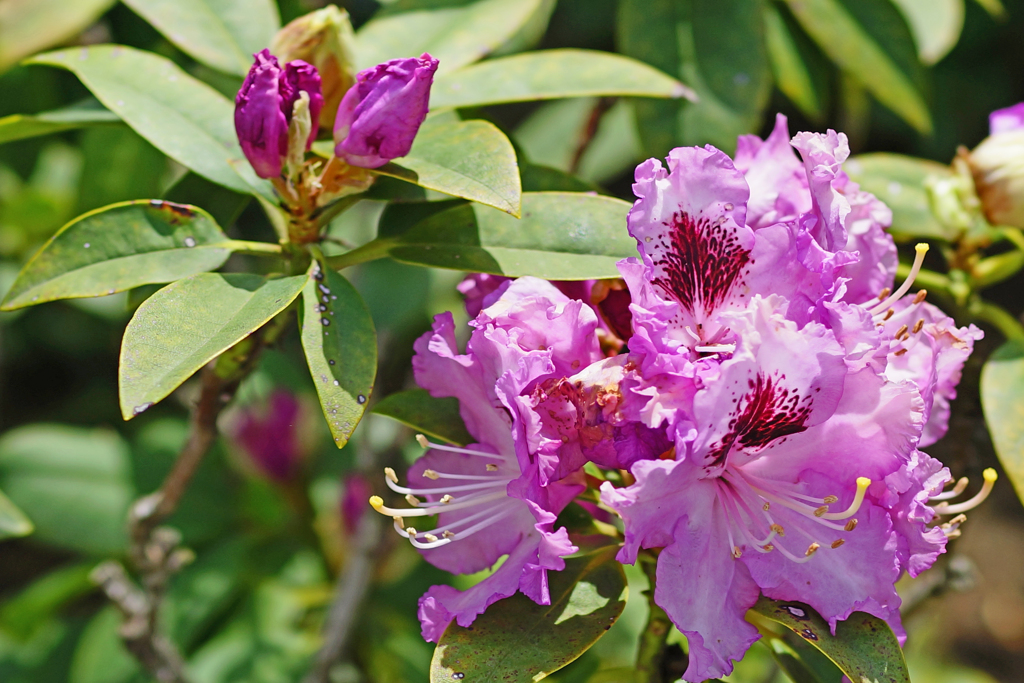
340 473 372 536
234 49 324 179
969 102 1024 228
990 102 1024 135
333 53 438 168
232 390 304 482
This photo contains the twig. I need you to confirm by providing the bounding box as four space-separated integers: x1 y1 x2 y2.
303 511 383 683
569 96 617 175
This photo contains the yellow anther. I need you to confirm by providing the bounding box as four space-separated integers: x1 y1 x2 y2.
805 542 820 557
393 516 405 529
823 495 838 504
831 539 845 549
763 544 774 552
424 533 439 542
844 519 859 531
486 463 499 471
770 523 785 536
732 546 742 559
913 289 927 304
813 506 828 517
416 434 430 448
883 308 895 321
440 494 454 504
369 496 384 511
423 469 440 480
894 324 909 339
894 348 908 357
762 502 771 511
877 287 892 301
384 467 398 484
442 530 455 539
915 242 930 256
406 527 417 537
912 319 924 334
405 494 420 506
950 477 969 496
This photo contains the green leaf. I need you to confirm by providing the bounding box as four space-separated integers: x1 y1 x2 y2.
0 424 134 554
764 4 821 119
0 564 94 639
300 262 377 449
119 272 307 420
354 0 546 74
844 153 955 242
779 0 933 134
121 0 280 76
428 49 694 109
750 596 910 683
373 388 472 445
27 45 273 198
70 606 140 683
430 547 628 683
0 486 33 539
384 192 636 279
163 172 252 229
376 199 467 239
889 0 965 65
375 117 522 216
0 104 119 146
767 635 844 683
2 200 235 310
0 0 116 73
981 340 1024 505
691 0 772 116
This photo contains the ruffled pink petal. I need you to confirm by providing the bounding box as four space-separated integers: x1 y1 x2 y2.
734 114 812 229
881 450 950 577
791 130 852 250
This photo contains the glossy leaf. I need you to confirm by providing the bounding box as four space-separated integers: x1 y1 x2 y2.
0 424 134 554
163 172 252 229
767 635 844 683
0 564 94 639
2 200 234 310
0 104 119 145
430 547 628 683
354 0 545 74
428 49 694 109
375 117 522 216
780 0 932 134
750 596 910 683
373 389 471 446
385 192 636 279
889 0 964 65
0 487 33 540
691 0 771 116
27 46 273 198
119 273 307 420
845 153 955 242
0 0 115 73
981 340 1024 504
764 5 821 119
300 263 376 449
121 0 280 76
70 607 140 683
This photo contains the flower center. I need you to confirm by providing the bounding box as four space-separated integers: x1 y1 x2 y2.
368 435 518 549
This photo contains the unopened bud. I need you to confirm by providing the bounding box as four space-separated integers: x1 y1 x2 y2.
271 6 357 129
967 102 1024 228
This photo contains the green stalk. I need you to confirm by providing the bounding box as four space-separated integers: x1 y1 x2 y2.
968 298 1024 341
636 552 672 683
221 239 285 256
324 237 394 271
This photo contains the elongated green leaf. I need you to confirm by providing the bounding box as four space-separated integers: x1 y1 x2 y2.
750 596 910 683
122 0 280 76
2 200 235 310
70 607 140 683
27 46 273 198
0 564 94 638
780 0 932 134
767 635 843 683
0 425 133 554
0 487 33 540
0 0 115 73
384 192 635 279
429 49 693 109
119 273 307 419
981 341 1024 504
692 0 771 115
355 0 545 73
376 117 522 216
0 104 120 145
163 172 252 229
430 547 627 683
889 0 964 65
764 5 821 119
300 262 376 448
845 153 955 242
373 389 471 446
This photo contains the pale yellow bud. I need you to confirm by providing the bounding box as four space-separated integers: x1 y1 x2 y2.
967 130 1024 228
271 6 357 129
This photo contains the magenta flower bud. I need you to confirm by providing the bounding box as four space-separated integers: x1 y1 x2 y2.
234 49 324 179
340 473 372 536
333 53 439 168
232 390 304 482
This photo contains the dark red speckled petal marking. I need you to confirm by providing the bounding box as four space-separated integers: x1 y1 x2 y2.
650 210 751 319
704 373 813 470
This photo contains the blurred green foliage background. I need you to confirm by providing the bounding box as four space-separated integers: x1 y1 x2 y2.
2 0 1024 681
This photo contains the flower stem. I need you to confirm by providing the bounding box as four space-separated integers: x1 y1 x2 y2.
636 552 672 683
968 297 1024 341
325 237 394 271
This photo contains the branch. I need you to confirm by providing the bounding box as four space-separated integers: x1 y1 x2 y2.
635 552 673 683
569 96 617 175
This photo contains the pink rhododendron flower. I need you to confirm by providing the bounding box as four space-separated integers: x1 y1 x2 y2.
231 389 306 482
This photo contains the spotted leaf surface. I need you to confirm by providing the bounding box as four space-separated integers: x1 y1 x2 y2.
429 546 627 683
750 596 910 683
300 262 376 449
2 200 233 310
119 273 307 420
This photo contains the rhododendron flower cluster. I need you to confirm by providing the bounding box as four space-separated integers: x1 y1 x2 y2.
370 115 994 682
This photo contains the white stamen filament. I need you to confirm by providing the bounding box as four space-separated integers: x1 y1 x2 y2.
370 491 506 518
932 469 997 515
869 243 929 316
820 478 871 520
405 502 521 549
695 344 736 354
415 434 506 460
929 477 969 501
385 476 507 496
